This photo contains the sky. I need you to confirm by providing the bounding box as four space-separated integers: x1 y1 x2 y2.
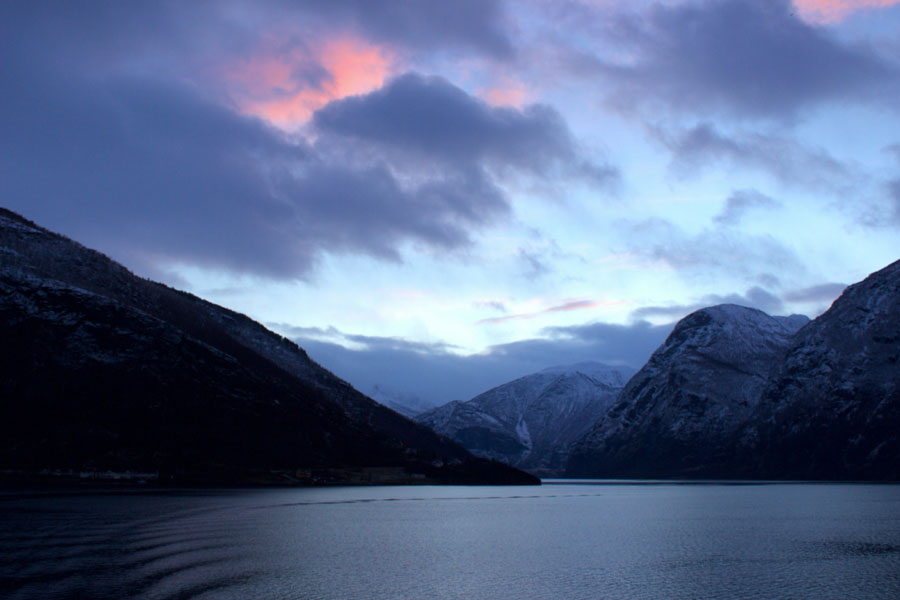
2 0 899 407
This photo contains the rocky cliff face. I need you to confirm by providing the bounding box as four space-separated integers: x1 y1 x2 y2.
0 208 537 485
417 362 634 476
748 260 900 480
567 306 808 478
568 260 900 480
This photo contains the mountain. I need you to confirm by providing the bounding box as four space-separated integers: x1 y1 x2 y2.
748 260 900 480
368 384 434 419
566 306 808 478
416 362 635 476
568 260 900 480
0 207 537 485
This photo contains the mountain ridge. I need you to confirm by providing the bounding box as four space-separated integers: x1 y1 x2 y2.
417 361 635 476
567 263 899 480
0 207 538 485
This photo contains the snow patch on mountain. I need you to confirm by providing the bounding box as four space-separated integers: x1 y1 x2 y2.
568 262 900 480
416 361 635 476
567 305 810 478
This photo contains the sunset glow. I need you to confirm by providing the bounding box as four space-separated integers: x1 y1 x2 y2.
793 0 900 23
229 36 394 128
480 78 531 108
478 299 630 325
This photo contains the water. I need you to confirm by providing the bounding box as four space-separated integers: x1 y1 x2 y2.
1 482 899 599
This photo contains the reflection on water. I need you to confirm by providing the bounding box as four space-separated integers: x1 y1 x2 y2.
1 483 899 599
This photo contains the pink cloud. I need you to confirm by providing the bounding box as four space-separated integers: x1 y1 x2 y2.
477 298 628 325
478 77 531 108
226 35 395 129
792 0 900 24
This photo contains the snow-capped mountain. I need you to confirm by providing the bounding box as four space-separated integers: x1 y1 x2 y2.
0 207 537 485
568 259 900 480
566 305 808 478
416 362 635 476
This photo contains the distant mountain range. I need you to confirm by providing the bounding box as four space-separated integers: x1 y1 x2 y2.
415 261 899 481
567 260 899 480
0 207 537 486
416 362 635 476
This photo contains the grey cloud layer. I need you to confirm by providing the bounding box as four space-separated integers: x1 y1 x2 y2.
656 123 856 191
631 287 787 321
714 189 782 226
284 321 672 406
317 74 570 169
888 146 900 223
594 0 898 119
314 73 616 183
632 282 847 323
0 4 597 278
781 283 847 303
281 0 514 57
623 218 805 281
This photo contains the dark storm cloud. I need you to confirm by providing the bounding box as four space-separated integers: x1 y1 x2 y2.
0 69 316 277
655 123 855 191
0 5 595 279
279 321 671 406
0 1 513 63
313 73 616 183
714 189 783 226
594 0 898 118
0 69 510 276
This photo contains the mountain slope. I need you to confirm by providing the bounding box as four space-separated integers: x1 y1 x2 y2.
567 305 809 478
417 362 634 476
369 384 434 419
568 260 900 480
0 207 537 485
748 260 900 479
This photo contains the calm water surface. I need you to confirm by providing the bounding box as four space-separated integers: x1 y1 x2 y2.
1 482 899 599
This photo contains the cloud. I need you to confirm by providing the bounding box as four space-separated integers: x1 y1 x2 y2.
279 320 672 406
781 282 847 302
890 178 900 222
623 218 806 281
0 3 600 279
313 72 615 183
477 299 629 325
478 77 532 108
474 300 510 314
592 0 898 118
227 35 395 128
793 0 900 24
285 0 515 58
714 189 783 225
886 145 900 224
655 123 856 191
631 281 848 323
518 248 552 280
631 286 788 321
0 71 517 277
